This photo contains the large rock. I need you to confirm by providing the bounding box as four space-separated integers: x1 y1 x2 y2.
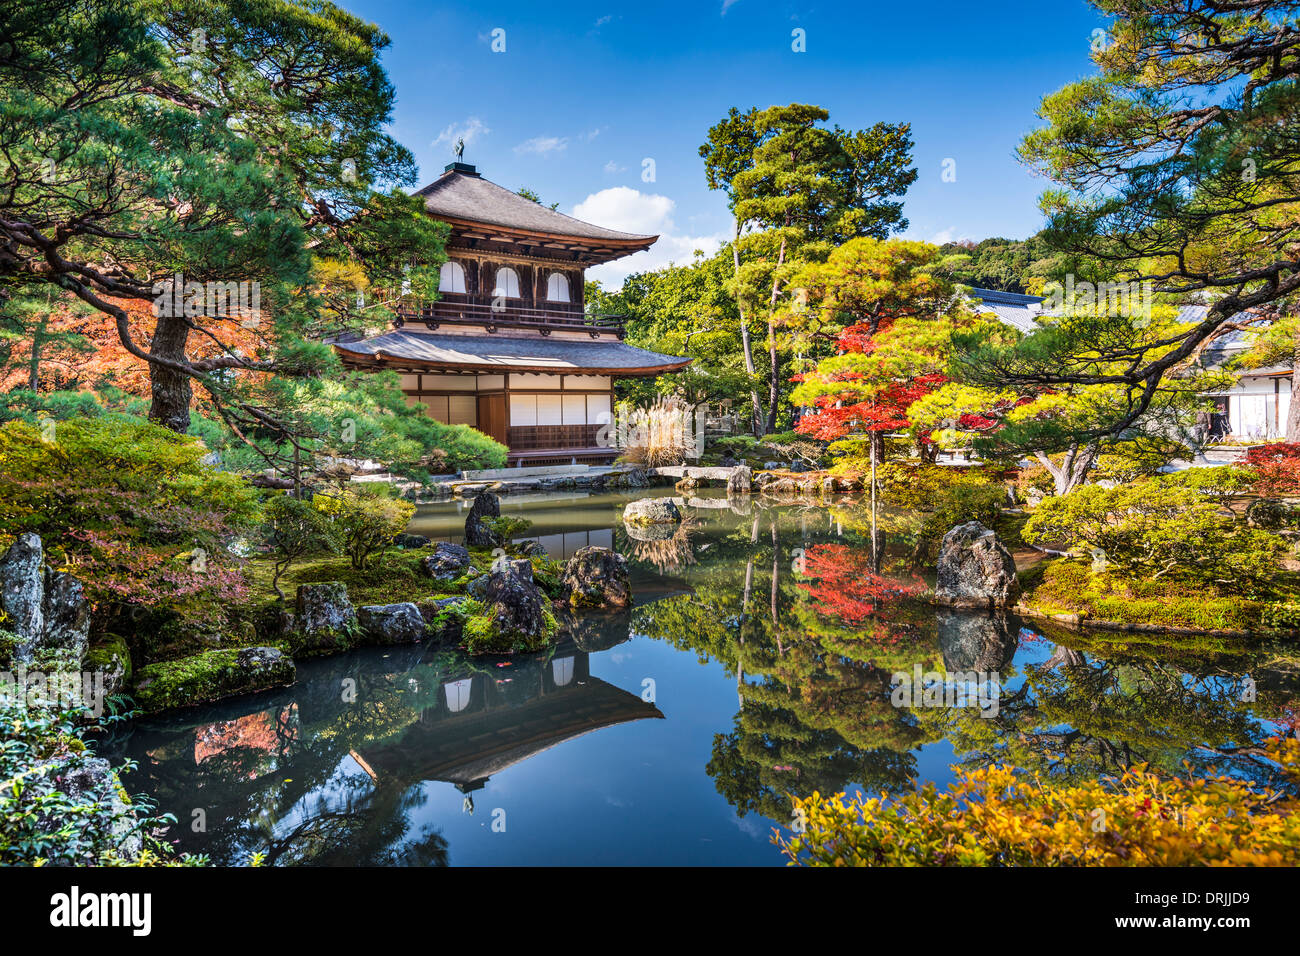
420 542 471 580
0 533 44 662
463 565 552 654
561 546 631 609
934 521 1019 609
296 581 355 633
623 497 682 526
0 534 90 668
726 465 753 496
293 581 357 654
48 755 142 863
357 602 427 645
132 646 295 713
41 570 90 668
464 490 502 548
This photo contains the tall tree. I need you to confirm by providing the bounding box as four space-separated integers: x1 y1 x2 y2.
0 0 444 438
788 238 969 464
1003 0 1300 441
700 104 916 434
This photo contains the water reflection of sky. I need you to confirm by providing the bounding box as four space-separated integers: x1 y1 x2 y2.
105 491 1299 866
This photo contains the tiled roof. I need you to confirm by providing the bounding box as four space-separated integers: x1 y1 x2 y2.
966 287 1045 333
414 170 656 244
335 329 690 376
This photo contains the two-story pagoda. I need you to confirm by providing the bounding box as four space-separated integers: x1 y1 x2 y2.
334 161 690 466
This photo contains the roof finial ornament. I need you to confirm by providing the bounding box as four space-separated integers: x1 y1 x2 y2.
454 137 465 162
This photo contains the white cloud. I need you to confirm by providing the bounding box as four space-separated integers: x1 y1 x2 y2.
721 0 742 14
594 14 612 27
572 186 726 286
603 160 627 174
514 135 568 157
906 225 971 246
432 117 489 158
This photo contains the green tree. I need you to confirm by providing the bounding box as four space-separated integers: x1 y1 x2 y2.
700 105 917 434
0 0 445 440
1007 0 1300 443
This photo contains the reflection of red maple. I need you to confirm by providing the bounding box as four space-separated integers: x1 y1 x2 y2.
193 705 297 776
797 544 923 639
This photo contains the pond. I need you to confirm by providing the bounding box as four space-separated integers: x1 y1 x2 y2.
104 490 1300 865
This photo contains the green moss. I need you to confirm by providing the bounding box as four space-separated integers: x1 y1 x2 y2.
85 634 133 685
132 648 295 714
1021 558 1275 632
245 548 464 607
462 603 558 656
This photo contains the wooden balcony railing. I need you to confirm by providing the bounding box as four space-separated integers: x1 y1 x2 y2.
396 295 626 337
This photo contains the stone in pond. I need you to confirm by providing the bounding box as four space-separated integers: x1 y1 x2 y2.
560 546 631 609
357 602 427 645
623 497 681 526
934 521 1019 609
464 490 502 548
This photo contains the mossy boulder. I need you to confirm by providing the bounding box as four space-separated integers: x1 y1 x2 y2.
356 602 427 645
132 646 295 714
623 497 682 526
420 542 472 580
290 581 358 656
84 634 133 699
461 566 556 655
560 546 631 609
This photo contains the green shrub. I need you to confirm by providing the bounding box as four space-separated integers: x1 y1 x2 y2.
0 416 260 610
916 483 1010 562
262 494 341 597
872 461 998 510
1023 474 1290 596
312 485 416 569
0 699 201 865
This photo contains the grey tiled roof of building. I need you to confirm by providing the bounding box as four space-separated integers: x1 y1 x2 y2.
335 329 689 373
414 170 657 243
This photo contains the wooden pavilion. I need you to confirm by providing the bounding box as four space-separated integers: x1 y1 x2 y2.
334 161 691 466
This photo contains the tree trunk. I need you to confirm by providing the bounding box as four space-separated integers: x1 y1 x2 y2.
27 317 45 392
765 329 781 434
731 218 765 436
147 314 194 432
1035 442 1099 496
1287 329 1300 442
763 235 789 435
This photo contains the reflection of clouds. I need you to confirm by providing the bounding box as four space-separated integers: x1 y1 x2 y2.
730 813 767 840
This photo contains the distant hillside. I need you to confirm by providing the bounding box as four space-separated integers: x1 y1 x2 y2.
938 234 1060 293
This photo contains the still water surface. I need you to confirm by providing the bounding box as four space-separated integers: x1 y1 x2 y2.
106 490 1297 865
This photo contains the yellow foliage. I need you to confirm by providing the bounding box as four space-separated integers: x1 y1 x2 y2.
777 738 1300 866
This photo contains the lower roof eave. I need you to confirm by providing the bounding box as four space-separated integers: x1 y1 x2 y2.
337 351 691 378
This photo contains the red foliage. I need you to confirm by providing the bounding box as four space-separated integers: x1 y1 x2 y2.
796 376 947 441
1244 442 1300 494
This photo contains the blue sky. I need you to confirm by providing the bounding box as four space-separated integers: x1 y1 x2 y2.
343 0 1110 284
